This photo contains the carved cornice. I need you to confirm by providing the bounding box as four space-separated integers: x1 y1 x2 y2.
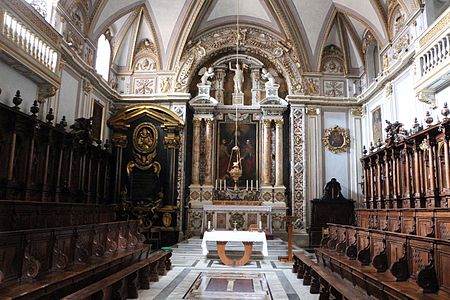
419 10 450 48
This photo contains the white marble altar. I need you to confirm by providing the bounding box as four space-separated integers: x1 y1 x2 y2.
201 230 268 256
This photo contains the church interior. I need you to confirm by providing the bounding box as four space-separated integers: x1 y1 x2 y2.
0 0 449 299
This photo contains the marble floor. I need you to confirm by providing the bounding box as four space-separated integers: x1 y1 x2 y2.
137 238 319 300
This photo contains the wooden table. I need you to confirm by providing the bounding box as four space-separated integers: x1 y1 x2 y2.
202 231 268 266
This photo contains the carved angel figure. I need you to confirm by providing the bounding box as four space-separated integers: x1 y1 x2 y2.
261 68 276 87
198 67 215 85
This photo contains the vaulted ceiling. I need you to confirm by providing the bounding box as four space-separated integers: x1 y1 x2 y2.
60 0 420 73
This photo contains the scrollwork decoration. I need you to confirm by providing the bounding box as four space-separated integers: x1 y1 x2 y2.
322 125 350 154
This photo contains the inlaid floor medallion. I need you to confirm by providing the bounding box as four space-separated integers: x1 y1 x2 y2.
184 272 272 299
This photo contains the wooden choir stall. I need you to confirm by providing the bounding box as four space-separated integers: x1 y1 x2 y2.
293 119 450 299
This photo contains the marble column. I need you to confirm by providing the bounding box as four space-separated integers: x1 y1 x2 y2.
191 117 201 185
275 119 284 186
262 119 272 185
204 118 214 185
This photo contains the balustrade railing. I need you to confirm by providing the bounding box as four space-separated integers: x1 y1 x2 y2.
1 8 58 73
419 33 449 76
417 9 450 79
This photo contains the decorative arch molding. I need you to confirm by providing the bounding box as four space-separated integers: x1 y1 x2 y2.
174 26 304 95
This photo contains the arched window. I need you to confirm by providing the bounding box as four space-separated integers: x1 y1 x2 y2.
363 31 380 84
95 34 111 81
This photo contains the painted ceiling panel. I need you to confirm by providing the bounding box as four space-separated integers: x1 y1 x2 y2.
207 0 272 22
347 31 363 68
147 0 186 51
110 12 131 35
348 15 367 39
93 0 139 35
332 0 386 41
291 0 333 55
115 23 134 67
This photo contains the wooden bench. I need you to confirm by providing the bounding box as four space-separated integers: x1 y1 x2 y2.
316 223 450 299
293 251 371 300
62 250 171 300
0 220 152 299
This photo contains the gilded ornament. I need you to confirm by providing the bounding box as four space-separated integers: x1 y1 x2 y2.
322 126 351 154
133 122 158 154
162 212 172 227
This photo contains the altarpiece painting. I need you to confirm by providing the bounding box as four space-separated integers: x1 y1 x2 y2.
217 120 259 183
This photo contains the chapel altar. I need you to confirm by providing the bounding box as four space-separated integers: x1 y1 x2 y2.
186 54 289 236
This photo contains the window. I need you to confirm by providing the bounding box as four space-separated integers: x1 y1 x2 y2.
95 34 111 81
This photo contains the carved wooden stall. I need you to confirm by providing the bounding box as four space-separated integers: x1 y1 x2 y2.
298 119 450 299
308 178 354 247
108 104 184 247
0 93 172 299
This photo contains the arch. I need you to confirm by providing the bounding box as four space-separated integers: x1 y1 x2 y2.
174 26 304 95
363 30 380 84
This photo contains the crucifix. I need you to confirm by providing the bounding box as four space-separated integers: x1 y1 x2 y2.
278 215 300 262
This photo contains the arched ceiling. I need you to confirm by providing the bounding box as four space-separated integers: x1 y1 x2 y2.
61 0 419 72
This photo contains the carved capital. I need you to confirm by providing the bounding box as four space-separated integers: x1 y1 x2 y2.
83 79 92 93
306 107 320 115
263 119 272 127
112 133 128 148
351 107 363 117
275 119 284 127
164 133 181 149
204 118 214 127
192 118 201 127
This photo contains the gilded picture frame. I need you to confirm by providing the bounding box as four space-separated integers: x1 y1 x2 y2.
322 125 350 153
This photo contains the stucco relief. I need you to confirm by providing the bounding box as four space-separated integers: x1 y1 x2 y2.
174 27 303 94
291 107 305 228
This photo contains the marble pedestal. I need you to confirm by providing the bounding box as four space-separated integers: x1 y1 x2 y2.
232 92 244 105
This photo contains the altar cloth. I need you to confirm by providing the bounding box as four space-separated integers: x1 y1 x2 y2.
201 230 268 256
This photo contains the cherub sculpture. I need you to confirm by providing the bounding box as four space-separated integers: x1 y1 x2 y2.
261 68 276 87
198 67 215 85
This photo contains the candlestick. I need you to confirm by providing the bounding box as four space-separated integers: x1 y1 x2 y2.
246 180 248 191
207 221 211 230
256 180 259 191
259 220 262 230
215 179 218 189
250 180 253 191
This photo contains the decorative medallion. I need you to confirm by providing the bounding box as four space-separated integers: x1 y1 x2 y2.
133 122 158 154
322 126 350 154
162 212 172 227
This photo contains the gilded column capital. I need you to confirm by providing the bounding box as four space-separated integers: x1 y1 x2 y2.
351 107 363 117
193 118 202 127
263 119 272 127
164 133 181 149
275 119 284 127
112 133 128 148
205 118 214 126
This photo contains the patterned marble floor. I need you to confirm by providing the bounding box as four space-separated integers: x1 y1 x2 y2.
137 237 319 300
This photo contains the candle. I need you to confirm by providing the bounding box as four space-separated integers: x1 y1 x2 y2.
219 180 222 190
215 179 218 189
256 180 259 191
207 221 211 230
259 220 262 230
246 180 248 191
250 180 253 191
